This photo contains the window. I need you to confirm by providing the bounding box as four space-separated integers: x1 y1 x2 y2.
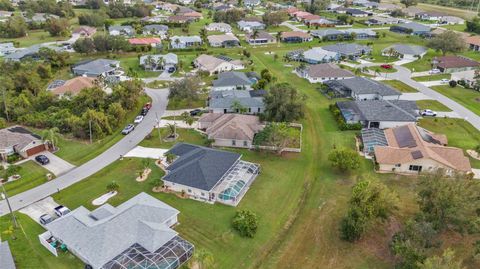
409 165 422 172
201 192 205 196
395 164 401 167
232 140 236 146
243 141 248 147
187 189 192 193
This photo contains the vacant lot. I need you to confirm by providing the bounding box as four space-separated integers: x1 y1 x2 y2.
431 85 480 116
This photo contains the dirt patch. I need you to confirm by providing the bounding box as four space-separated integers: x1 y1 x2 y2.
475 97 480 103
358 216 402 262
136 168 152 182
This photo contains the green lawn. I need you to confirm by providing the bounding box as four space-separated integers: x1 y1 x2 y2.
431 85 480 116
412 73 451 82
416 100 452 112
383 80 418 93
402 49 441 72
139 128 208 149
3 161 52 197
418 118 480 168
167 96 206 110
0 30 69 47
439 24 466 31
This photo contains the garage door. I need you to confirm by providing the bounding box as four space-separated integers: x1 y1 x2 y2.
26 144 46 156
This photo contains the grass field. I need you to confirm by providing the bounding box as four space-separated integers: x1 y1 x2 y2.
416 100 452 111
139 128 208 149
412 74 451 82
383 80 418 92
0 30 69 47
3 161 52 197
431 85 480 116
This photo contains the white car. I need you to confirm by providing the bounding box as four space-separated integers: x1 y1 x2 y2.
54 205 71 217
420 109 437 117
134 115 144 124
440 79 449 84
429 69 441 74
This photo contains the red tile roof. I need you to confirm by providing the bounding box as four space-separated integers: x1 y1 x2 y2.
436 56 480 69
128 37 162 45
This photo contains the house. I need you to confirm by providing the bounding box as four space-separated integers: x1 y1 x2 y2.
382 44 427 59
322 43 372 60
301 47 340 63
306 18 336 27
128 37 162 47
280 31 312 43
390 22 431 36
345 29 377 39
139 53 178 71
332 6 349 14
0 42 17 56
72 26 97 37
325 77 401 100
141 15 169 23
42 193 194 269
48 77 97 97
237 20 265 32
194 54 244 75
0 11 13 22
23 13 59 23
346 8 371 17
373 124 471 175
142 24 168 37
167 15 193 24
208 90 265 114
364 16 405 26
198 113 264 148
162 143 260 206
439 16 465 25
72 59 120 77
402 6 424 17
451 70 476 87
205 22 232 33
377 3 402 11
297 63 354 83
181 11 203 21
285 6 300 16
435 56 480 73
159 2 181 12
293 11 313 21
212 71 254 91
108 25 134 36
4 44 62 61
415 11 446 21
207 34 240 47
353 0 378 8
244 0 261 7
336 100 418 129
0 126 47 160
465 35 480 51
245 31 275 45
0 241 15 269
170 36 202 49
312 29 376 40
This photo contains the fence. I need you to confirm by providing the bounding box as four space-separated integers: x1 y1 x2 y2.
39 231 58 257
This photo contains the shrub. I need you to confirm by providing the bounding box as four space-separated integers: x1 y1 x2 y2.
328 148 361 172
329 104 362 131
449 80 457 88
232 210 258 238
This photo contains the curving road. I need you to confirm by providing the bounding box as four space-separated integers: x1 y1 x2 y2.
0 88 169 216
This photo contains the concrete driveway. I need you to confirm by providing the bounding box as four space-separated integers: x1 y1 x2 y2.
420 81 445 87
19 197 59 225
30 152 76 176
124 146 168 159
399 92 432 101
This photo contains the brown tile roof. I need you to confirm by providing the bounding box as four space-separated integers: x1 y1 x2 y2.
199 113 264 141
465 35 480 46
73 26 97 36
374 124 471 172
181 11 202 18
51 77 96 96
0 126 42 151
436 56 480 69
306 63 354 78
281 31 312 39
246 31 274 40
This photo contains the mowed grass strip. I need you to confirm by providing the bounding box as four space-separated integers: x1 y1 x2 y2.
416 100 452 112
412 74 451 82
431 85 480 116
383 80 418 93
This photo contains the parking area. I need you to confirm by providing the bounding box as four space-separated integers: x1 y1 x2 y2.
29 151 76 176
19 197 59 225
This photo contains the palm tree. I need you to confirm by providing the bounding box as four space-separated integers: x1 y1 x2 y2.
151 178 163 190
231 100 248 114
141 158 151 170
42 127 60 151
145 55 155 70
164 152 176 164
180 112 194 126
106 181 119 192
276 31 282 47
189 249 215 269
166 123 177 138
386 47 397 59
174 38 181 49
252 29 259 42
156 57 166 71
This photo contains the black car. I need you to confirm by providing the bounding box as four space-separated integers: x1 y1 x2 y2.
35 155 50 165
189 109 202 116
140 108 148 116
167 67 176 73
39 214 53 225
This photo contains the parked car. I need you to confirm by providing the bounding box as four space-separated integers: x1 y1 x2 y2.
39 214 53 225
121 124 135 135
167 67 176 73
54 205 71 217
440 79 449 84
134 115 144 124
429 69 441 74
140 108 148 116
189 109 204 116
144 102 152 111
35 155 50 165
380 64 393 69
420 109 437 117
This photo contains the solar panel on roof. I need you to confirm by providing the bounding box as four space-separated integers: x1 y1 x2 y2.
216 55 232 62
393 125 417 148
411 150 423 159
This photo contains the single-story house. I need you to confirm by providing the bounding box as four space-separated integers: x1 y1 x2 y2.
72 26 97 37
0 42 17 56
0 126 47 160
373 124 471 175
141 15 168 23
322 43 372 60
170 36 202 49
23 13 59 23
139 53 178 71
346 8 372 17
382 44 427 59
451 70 476 87
402 6 425 17
194 54 244 75
324 77 401 100
415 11 446 21
0 241 15 269
364 16 405 26
439 16 465 25
237 20 265 32
212 71 254 91
208 89 265 114
180 11 203 21
198 113 264 148
205 22 232 33
336 100 418 129
207 34 240 47
297 63 355 83
4 44 62 61
142 24 168 37
280 31 313 43
465 35 480 51
301 47 340 63
244 0 261 7
163 143 260 206
390 22 431 36
72 59 120 77
345 29 377 39
293 11 313 21
353 0 378 8
435 56 480 73
48 76 97 97
306 18 336 27
43 193 194 269
245 31 275 45
108 25 135 36
312 29 376 40
168 15 194 24
128 37 162 47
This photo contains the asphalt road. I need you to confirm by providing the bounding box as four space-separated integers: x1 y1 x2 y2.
0 88 169 216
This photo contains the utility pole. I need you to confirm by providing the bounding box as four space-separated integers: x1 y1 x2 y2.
155 112 161 144
89 119 93 144
1 183 18 228
2 89 9 122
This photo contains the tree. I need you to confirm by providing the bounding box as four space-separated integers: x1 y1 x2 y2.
141 158 151 169
418 249 465 269
231 100 248 114
73 38 96 54
341 179 399 241
0 16 28 38
166 123 176 138
262 11 288 26
305 0 331 15
328 148 360 172
106 180 119 192
45 18 70 37
253 122 296 152
168 76 200 103
189 248 215 269
427 31 466 55
401 0 417 8
180 111 195 126
449 80 457 87
42 127 60 150
165 152 176 163
263 83 306 122
232 210 258 238
0 0 14 11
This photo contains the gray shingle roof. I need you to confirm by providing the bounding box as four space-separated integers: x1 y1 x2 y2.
0 241 15 269
72 59 120 76
164 143 241 191
324 77 401 97
383 44 427 56
322 43 372 56
46 193 181 269
209 90 265 110
213 72 253 87
143 24 169 32
0 125 42 151
4 44 62 61
396 22 431 32
337 100 418 122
